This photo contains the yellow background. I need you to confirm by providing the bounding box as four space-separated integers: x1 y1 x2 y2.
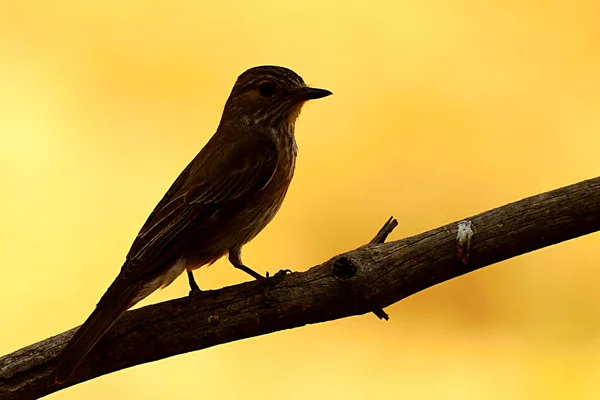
1 1 599 399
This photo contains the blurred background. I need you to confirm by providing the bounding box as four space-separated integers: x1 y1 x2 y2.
1 0 599 399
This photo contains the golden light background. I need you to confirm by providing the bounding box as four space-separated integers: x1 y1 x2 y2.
1 1 599 398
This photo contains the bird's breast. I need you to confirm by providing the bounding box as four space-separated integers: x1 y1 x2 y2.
185 131 297 260
234 144 296 246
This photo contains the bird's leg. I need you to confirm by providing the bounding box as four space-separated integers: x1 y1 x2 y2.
228 248 291 286
187 270 202 296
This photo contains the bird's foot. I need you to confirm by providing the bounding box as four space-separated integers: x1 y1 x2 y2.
230 259 291 305
260 269 291 307
232 262 292 287
187 271 203 297
189 287 205 297
262 269 292 287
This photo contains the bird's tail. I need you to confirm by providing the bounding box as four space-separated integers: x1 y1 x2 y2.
55 283 136 384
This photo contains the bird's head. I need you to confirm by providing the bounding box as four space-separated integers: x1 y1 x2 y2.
221 65 331 131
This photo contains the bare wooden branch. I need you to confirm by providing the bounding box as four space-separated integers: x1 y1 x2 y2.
1 176 599 400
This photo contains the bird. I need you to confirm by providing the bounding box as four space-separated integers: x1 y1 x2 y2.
54 65 332 383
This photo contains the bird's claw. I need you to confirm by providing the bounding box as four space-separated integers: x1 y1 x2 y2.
263 269 292 286
260 269 291 307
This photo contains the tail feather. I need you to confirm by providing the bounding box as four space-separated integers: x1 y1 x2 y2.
55 292 133 383
56 259 181 383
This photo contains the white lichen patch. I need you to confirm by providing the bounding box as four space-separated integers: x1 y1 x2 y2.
456 220 474 264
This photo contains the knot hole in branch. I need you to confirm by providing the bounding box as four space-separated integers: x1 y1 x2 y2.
333 256 357 281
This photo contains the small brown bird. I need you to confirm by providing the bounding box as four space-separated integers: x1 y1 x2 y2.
55 65 331 383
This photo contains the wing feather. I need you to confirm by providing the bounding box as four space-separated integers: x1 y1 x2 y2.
124 133 278 277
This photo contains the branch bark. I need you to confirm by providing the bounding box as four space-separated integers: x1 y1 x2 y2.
2 177 599 399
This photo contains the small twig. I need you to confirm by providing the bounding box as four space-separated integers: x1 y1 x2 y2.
372 308 389 320
368 216 398 319
370 216 399 244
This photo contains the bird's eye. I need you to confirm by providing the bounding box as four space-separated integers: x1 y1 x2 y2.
259 81 277 97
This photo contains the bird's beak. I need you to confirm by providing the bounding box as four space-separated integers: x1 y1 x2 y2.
296 87 333 101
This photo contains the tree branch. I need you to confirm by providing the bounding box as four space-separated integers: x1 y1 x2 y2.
2 177 599 400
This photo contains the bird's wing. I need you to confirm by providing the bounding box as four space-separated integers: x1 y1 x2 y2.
123 133 278 278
